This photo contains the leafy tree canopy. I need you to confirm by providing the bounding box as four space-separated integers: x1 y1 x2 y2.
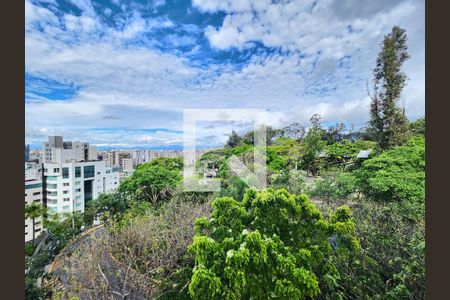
119 157 182 205
356 135 425 203
189 188 359 299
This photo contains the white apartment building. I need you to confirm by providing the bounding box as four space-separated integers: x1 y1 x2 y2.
44 160 119 214
122 157 134 173
88 145 98 160
43 136 97 163
43 136 119 214
25 163 43 243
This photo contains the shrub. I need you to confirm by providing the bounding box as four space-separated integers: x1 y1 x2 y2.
189 188 359 299
356 136 425 203
310 173 357 203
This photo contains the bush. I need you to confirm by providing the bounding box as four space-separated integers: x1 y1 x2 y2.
271 170 307 195
310 173 357 203
356 136 425 203
346 200 425 298
189 188 359 299
119 157 183 205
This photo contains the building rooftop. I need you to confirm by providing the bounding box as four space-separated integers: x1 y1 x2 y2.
357 149 372 159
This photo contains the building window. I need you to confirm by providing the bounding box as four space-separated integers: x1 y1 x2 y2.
47 183 57 189
32 191 41 196
53 168 60 173
63 197 70 202
63 182 70 186
75 167 81 178
46 176 57 181
63 205 70 210
75 188 81 192
62 167 69 179
84 165 95 178
75 196 81 200
63 190 69 194
47 199 57 204
47 191 57 196
25 183 42 189
75 181 81 186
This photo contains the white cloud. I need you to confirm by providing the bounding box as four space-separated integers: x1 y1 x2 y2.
25 0 424 148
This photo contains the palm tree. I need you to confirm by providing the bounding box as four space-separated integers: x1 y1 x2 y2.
25 203 44 246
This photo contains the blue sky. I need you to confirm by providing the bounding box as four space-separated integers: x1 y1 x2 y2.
25 0 424 149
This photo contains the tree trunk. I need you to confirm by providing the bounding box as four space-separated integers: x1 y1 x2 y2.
32 217 36 246
151 192 158 206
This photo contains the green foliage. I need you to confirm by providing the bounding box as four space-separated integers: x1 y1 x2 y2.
25 202 46 245
301 123 326 175
409 117 425 135
310 173 358 203
219 176 248 201
25 243 35 256
323 123 346 144
267 146 287 173
85 192 129 225
25 276 45 300
189 188 359 299
325 139 375 170
44 212 84 251
347 201 425 298
271 170 307 195
242 126 281 145
226 130 242 147
119 157 182 205
356 135 425 203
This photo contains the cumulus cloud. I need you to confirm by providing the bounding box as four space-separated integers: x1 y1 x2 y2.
25 0 424 148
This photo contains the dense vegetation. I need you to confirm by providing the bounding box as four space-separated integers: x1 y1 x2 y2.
25 26 425 299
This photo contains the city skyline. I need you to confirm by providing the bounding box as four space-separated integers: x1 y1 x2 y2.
26 0 424 149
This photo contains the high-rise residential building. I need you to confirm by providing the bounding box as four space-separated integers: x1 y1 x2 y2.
88 145 98 160
122 157 134 173
42 136 119 214
43 160 119 214
102 152 114 167
43 136 97 163
25 162 43 243
111 151 131 169
25 144 30 162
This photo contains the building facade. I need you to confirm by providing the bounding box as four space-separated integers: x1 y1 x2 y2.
43 160 119 214
42 136 119 215
121 157 134 173
43 136 97 163
25 162 43 243
25 144 30 162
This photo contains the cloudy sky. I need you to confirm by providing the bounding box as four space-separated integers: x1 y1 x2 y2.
25 0 424 149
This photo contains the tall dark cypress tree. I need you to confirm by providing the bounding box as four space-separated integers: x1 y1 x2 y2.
368 26 410 150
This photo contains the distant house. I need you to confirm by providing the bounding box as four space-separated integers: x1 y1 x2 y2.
356 149 372 159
